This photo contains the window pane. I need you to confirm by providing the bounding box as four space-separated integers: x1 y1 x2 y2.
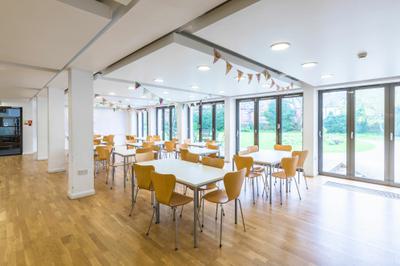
354 88 385 180
164 108 170 140
259 99 276 150
395 87 400 183
216 103 224 156
201 104 213 141
239 101 254 151
143 111 148 136
322 91 347 175
281 96 303 151
157 109 163 138
138 112 143 137
172 107 177 138
192 106 200 142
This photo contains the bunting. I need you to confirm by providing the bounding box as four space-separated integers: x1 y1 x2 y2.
225 61 233 75
247 73 253 84
256 73 261 83
237 70 243 82
213 49 222 64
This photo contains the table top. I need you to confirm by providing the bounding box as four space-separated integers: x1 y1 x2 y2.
126 140 165 147
244 150 291 165
137 159 227 187
188 142 221 148
188 147 219 156
113 147 136 157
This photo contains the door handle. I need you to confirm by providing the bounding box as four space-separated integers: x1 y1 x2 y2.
319 131 322 138
350 131 354 139
390 132 394 141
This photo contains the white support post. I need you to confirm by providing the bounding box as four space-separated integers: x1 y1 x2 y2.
148 107 157 136
48 87 66 173
68 68 95 199
36 94 48 160
224 97 236 162
175 103 185 142
303 86 318 177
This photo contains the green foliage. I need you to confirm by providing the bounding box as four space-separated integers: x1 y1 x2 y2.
324 112 346 133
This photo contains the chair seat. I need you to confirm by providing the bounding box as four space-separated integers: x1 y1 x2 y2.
253 166 265 172
247 171 263 178
169 192 193 207
203 189 228 204
271 171 287 179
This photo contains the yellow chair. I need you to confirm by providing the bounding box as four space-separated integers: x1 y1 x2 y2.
178 143 188 150
153 135 161 141
233 154 265 204
292 150 309 189
184 139 191 144
163 141 176 158
181 150 199 163
143 141 154 149
151 145 161 159
246 145 264 172
272 156 301 205
129 164 155 216
147 171 197 250
206 143 219 158
202 168 246 247
136 147 152 154
94 145 112 183
274 144 292 152
146 136 153 141
93 139 101 145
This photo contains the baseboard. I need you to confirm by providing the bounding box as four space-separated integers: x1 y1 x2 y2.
48 168 66 173
37 156 48 161
68 189 95 199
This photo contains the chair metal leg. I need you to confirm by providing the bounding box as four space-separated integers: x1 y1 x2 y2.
201 197 204 227
303 170 309 190
252 179 255 204
298 170 301 184
146 207 155 236
174 207 179 250
256 177 259 196
219 204 223 248
129 187 139 216
215 203 218 220
238 199 246 232
179 186 188 217
280 179 282 205
293 177 302 200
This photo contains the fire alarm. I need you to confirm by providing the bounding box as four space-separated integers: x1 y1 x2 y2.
358 51 368 59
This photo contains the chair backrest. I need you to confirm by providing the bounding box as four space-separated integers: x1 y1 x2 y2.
94 134 101 139
153 135 161 141
281 156 299 178
224 168 246 201
171 138 178 143
206 143 219 150
136 147 152 154
247 145 259 153
205 139 216 145
135 151 154 162
292 150 308 169
164 141 175 152
134 164 155 190
201 156 224 169
178 143 188 150
146 136 153 141
143 141 154 148
93 139 101 145
274 144 292 151
181 150 199 163
151 171 176 205
233 154 253 176
96 146 112 161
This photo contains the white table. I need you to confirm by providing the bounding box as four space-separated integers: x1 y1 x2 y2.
188 142 221 148
188 147 219 156
93 144 106 151
127 140 165 148
136 159 227 248
241 150 291 204
112 147 137 189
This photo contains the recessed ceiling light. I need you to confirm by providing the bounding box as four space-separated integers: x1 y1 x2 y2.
197 65 210 72
219 90 225 93
270 42 291 51
321 74 333 79
109 92 115 96
191 85 199 90
301 62 318 68
154 78 164 83
128 86 135 90
163 91 169 94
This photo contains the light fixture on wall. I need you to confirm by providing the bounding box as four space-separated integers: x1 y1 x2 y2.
270 42 291 51
197 65 210 72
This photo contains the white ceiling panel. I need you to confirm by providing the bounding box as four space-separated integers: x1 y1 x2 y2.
195 0 400 87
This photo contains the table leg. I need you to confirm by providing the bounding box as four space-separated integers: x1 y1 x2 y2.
269 165 272 205
193 187 198 248
155 198 160 224
131 164 135 206
234 198 238 224
123 157 127 189
111 152 116 188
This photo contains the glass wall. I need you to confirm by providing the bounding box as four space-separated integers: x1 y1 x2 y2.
238 101 255 150
192 106 200 142
258 99 276 150
137 110 148 137
156 106 176 140
281 96 303 151
201 104 213 141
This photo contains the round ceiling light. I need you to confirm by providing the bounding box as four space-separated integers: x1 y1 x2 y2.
270 42 291 51
109 92 115 96
321 74 333 79
301 62 318 68
154 78 164 83
191 85 199 89
197 65 210 72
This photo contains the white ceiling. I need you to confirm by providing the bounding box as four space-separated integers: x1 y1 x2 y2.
106 42 291 98
195 0 400 87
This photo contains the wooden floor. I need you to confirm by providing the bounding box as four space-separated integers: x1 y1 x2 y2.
1 155 400 265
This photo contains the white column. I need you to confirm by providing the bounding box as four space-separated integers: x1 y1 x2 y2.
36 94 48 160
131 110 138 136
175 103 184 142
224 97 236 162
303 86 318 177
68 68 95 199
148 107 157 136
48 87 66 173
182 104 188 141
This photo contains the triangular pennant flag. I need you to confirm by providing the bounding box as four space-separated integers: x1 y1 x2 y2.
247 73 253 84
213 49 222 64
290 82 294 89
269 79 275 89
135 82 141 89
256 73 261 83
237 70 243 82
262 70 271 80
225 61 233 75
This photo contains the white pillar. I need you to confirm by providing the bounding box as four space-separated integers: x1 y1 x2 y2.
148 107 157 136
48 87 66 173
224 97 236 162
303 86 318 177
130 110 138 136
68 68 95 199
182 104 188 141
175 103 185 142
36 94 48 160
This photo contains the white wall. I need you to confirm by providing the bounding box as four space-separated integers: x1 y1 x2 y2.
0 98 35 154
93 107 129 145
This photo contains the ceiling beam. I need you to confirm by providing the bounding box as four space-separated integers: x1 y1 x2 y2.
56 0 113 19
0 60 58 73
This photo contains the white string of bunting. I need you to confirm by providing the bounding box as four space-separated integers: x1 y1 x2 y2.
213 49 294 91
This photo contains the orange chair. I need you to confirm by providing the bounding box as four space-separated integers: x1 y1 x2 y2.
246 145 264 172
274 144 292 152
181 150 199 163
202 169 246 247
292 150 309 189
233 154 265 204
147 171 198 250
163 141 176 158
143 141 154 149
136 147 153 154
94 145 113 183
206 143 219 158
93 139 101 145
272 156 301 205
129 164 155 216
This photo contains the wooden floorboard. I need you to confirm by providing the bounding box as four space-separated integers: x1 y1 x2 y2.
1 155 400 265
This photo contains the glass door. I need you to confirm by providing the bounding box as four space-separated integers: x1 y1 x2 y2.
353 87 385 180
258 98 276 150
201 104 213 141
238 100 255 151
164 108 170 140
282 96 303 150
320 90 348 175
192 106 200 142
